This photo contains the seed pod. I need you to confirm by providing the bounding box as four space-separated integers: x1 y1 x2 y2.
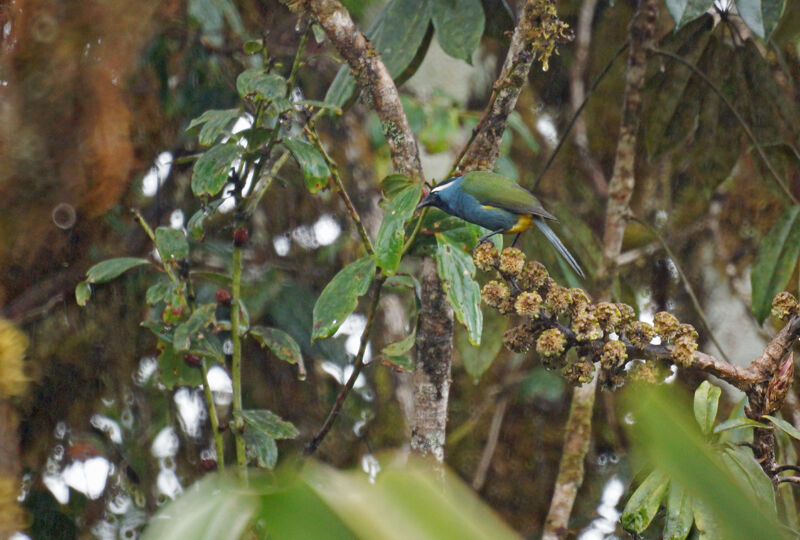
514 291 542 317
473 242 500 271
536 328 566 358
499 247 525 277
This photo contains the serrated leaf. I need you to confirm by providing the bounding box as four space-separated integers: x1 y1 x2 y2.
192 143 241 197
375 184 422 275
664 482 694 540
237 409 299 440
324 0 432 107
764 414 800 441
173 304 217 351
435 233 482 345
283 138 330 193
713 417 771 433
86 257 150 284
312 256 376 341
187 108 240 146
431 0 484 64
694 381 721 435
244 428 278 469
751 206 800 323
236 69 287 101
146 281 171 305
75 281 91 306
380 173 415 200
736 0 786 39
621 469 670 533
155 227 189 262
665 0 714 28
250 326 302 365
721 445 777 513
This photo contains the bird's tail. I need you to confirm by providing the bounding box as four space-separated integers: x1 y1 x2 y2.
534 218 585 279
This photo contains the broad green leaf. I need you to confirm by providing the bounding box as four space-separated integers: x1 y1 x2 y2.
75 281 91 306
312 256 376 341
751 206 800 323
145 281 171 305
713 417 771 433
250 326 302 365
435 233 482 345
664 482 693 540
192 143 241 197
237 409 299 439
736 0 786 38
283 138 330 193
186 108 240 146
155 226 189 262
721 444 777 512
664 0 714 28
621 469 670 533
173 304 216 351
244 428 278 469
324 0 432 107
381 327 416 357
380 173 415 199
693 381 721 435
157 340 204 390
375 184 422 275
431 0 484 64
236 69 287 101
86 257 150 284
456 307 507 381
764 414 800 441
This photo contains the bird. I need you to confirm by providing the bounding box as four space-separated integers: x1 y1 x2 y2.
416 171 584 278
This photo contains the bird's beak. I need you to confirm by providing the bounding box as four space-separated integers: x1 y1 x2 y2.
417 194 434 210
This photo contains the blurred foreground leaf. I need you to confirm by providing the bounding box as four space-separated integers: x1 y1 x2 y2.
751 206 800 323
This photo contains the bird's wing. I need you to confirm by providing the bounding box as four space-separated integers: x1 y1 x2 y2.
460 171 557 220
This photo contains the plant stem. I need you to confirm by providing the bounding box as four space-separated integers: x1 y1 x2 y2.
201 358 225 471
231 244 246 469
133 209 178 282
304 276 385 455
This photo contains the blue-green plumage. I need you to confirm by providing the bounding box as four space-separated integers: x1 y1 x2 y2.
417 171 584 278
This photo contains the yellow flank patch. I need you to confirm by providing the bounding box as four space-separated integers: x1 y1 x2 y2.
506 214 534 233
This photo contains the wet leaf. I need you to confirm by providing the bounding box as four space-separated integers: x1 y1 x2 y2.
312 256 376 341
664 482 693 540
86 257 150 284
664 0 714 28
693 380 721 435
173 304 217 351
764 414 800 441
192 143 241 197
435 233 482 345
283 138 330 193
75 281 91 306
237 409 299 440
621 469 670 533
751 206 800 323
375 184 422 275
236 69 287 101
250 326 302 365
736 0 786 38
244 428 278 469
187 108 240 146
431 0 484 64
155 227 189 262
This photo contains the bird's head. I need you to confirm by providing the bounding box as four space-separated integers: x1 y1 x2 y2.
417 176 461 212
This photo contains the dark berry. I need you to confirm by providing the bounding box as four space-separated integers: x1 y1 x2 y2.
233 226 249 246
216 288 232 306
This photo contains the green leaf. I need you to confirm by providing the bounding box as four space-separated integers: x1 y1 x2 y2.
456 307 507 381
736 0 786 38
381 327 416 357
664 482 694 540
191 143 241 197
431 0 484 64
721 444 777 512
75 281 91 306
244 428 278 469
621 469 670 533
380 173 415 199
507 112 539 154
237 409 299 439
155 227 189 262
324 0 432 107
764 414 800 441
751 206 800 323
283 138 330 193
157 340 204 390
146 281 171 305
186 108 240 146
242 39 263 54
250 326 302 365
693 380 721 435
435 233 482 345
236 69 287 101
375 184 422 275
173 304 217 351
713 417 771 433
312 256 376 341
86 257 150 284
664 0 714 28
380 355 414 371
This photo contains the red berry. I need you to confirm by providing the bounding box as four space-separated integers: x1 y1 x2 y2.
233 226 249 246
184 353 201 368
216 288 232 306
199 458 218 471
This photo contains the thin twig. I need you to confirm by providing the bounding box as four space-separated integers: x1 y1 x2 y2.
472 395 509 491
201 359 226 471
650 48 800 207
305 276 385 455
